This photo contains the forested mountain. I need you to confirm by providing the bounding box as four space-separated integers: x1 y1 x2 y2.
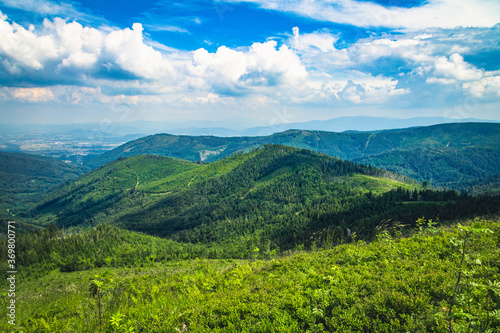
0 151 88 216
3 145 500 333
26 145 500 252
83 122 500 190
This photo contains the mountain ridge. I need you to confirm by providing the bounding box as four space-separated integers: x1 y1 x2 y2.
84 122 500 190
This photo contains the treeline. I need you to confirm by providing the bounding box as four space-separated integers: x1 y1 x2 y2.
0 223 286 284
3 218 500 332
17 145 500 263
0 225 216 283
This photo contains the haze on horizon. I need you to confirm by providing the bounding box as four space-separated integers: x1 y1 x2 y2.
0 0 499 127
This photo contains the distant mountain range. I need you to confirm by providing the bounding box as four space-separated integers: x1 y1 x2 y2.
2 116 498 138
84 122 500 191
213 116 500 137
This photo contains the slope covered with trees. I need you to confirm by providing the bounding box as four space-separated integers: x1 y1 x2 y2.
0 151 88 217
352 147 500 190
83 123 500 191
25 145 500 253
2 140 500 333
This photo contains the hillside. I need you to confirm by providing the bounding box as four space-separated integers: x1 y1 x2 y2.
26 154 202 226
83 123 500 190
352 147 500 189
0 151 88 216
460 174 500 196
27 145 500 252
1 217 499 332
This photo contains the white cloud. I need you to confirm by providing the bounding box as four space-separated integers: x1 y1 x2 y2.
190 40 307 94
0 10 498 116
0 14 59 69
0 14 105 72
146 24 190 34
463 75 500 97
222 0 500 29
104 23 175 80
9 87 55 102
0 13 181 85
61 50 97 68
431 53 484 83
292 26 338 53
283 26 498 107
0 0 83 17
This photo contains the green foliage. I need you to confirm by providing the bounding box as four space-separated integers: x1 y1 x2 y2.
2 217 499 332
442 220 496 332
353 147 500 191
0 224 223 284
25 154 202 227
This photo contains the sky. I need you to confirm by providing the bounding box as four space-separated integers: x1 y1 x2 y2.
0 0 499 127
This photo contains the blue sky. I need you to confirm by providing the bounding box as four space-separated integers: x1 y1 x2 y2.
0 0 499 126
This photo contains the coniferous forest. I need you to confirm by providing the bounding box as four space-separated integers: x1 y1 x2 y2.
1 126 500 332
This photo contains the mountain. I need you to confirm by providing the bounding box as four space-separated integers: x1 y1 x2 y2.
238 116 500 136
0 151 88 216
83 122 500 190
27 145 500 251
26 154 201 226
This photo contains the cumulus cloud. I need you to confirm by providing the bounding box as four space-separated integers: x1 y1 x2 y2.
463 75 500 97
0 8 498 114
104 23 175 80
222 0 500 29
291 26 338 53
190 41 307 95
338 80 365 103
9 87 55 102
0 13 176 85
0 13 59 70
432 54 484 82
283 25 500 108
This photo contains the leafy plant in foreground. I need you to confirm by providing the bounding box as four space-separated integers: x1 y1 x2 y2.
445 220 495 332
90 272 114 333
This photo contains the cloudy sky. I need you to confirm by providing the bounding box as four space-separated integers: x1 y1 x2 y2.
0 0 499 126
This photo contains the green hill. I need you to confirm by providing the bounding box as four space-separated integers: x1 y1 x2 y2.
26 154 202 226
26 145 500 252
0 151 88 217
83 123 500 191
2 122 499 333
